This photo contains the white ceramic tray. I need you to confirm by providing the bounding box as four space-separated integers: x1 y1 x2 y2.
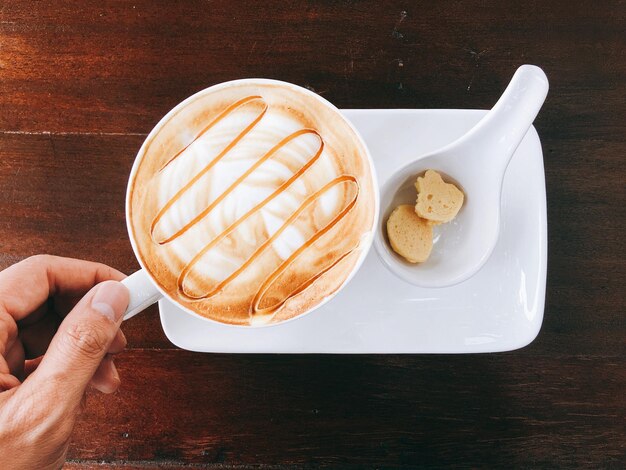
158 109 547 353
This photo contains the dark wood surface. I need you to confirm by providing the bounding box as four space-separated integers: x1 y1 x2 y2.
1 1 625 468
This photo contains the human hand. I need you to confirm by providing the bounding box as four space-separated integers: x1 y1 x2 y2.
0 255 129 469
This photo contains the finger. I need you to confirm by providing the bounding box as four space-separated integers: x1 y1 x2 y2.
20 311 125 360
15 297 52 328
0 352 21 391
89 356 120 394
0 309 18 356
0 372 20 391
4 340 25 379
25 281 129 407
24 356 43 377
109 330 127 355
0 311 20 390
0 255 126 323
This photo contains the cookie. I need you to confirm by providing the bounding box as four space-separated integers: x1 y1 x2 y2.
415 170 464 224
386 204 433 263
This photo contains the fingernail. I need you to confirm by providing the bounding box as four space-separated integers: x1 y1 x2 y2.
118 330 128 349
91 281 130 322
109 358 120 382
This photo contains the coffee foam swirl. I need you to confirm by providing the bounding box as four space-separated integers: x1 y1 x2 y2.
129 81 376 325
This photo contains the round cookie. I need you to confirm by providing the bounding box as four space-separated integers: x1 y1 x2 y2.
415 169 464 224
386 204 433 263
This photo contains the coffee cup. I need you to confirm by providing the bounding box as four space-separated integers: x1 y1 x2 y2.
121 79 379 327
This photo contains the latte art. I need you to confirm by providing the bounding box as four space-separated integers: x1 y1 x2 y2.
128 81 376 325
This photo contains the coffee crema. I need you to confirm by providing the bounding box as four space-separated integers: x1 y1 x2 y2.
128 81 376 325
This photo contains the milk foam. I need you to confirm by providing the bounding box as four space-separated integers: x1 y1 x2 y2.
129 81 376 325
153 106 339 285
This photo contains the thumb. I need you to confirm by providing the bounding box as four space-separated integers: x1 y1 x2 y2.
29 280 129 406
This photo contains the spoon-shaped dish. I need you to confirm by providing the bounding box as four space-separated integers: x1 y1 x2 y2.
374 64 549 288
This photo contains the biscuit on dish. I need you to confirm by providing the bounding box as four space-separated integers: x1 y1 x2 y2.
386 204 433 263
415 170 464 224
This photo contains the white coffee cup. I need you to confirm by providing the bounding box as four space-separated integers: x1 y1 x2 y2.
120 79 379 326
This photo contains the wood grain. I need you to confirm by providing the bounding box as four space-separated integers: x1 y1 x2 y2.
0 0 624 468
1 1 624 136
66 351 626 468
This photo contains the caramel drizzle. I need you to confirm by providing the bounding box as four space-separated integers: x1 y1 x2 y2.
180 175 358 306
151 95 359 316
151 95 268 244
251 176 359 316
177 128 324 298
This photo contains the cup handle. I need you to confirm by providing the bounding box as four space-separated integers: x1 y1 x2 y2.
121 269 163 321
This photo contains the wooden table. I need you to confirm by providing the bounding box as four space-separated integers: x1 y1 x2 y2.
1 1 624 468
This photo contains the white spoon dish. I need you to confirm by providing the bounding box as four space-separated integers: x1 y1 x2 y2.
374 64 549 288
159 107 547 353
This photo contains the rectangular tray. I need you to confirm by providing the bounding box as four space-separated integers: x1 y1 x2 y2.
159 109 547 353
